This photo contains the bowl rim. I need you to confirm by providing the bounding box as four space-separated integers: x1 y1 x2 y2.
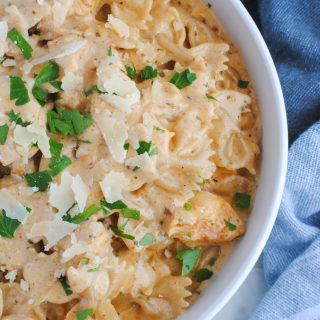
178 0 288 319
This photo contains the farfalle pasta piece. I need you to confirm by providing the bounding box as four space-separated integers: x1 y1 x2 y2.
166 191 245 246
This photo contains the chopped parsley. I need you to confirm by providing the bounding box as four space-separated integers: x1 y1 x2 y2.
10 75 30 106
141 65 158 80
25 171 52 192
139 233 154 246
59 276 73 296
49 138 72 176
7 28 33 59
84 85 107 97
101 200 127 212
209 258 216 266
109 224 135 240
32 61 60 106
80 258 88 266
75 308 94 320
132 166 140 172
0 56 6 64
122 208 140 220
238 80 249 88
63 204 100 224
0 124 9 145
206 93 217 101
125 66 137 80
87 267 100 273
184 202 192 211
235 192 251 209
176 248 201 276
47 107 92 137
123 143 130 150
107 48 113 56
154 126 165 133
8 110 29 127
225 220 237 231
194 268 213 282
170 69 197 89
136 140 158 156
0 210 22 239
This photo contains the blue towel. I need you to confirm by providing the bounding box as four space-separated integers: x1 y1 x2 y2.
240 0 320 319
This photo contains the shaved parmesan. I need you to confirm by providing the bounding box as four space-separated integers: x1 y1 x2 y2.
27 219 78 250
20 279 29 292
95 111 128 163
49 171 89 216
23 40 87 74
0 189 29 223
0 21 8 42
100 171 128 203
71 175 89 212
2 59 16 67
61 241 87 263
61 72 83 92
5 270 17 283
107 15 130 38
13 124 51 159
97 57 140 113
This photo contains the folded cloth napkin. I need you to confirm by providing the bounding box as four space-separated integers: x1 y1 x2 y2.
240 0 320 319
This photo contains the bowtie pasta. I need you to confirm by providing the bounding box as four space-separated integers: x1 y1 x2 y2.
0 0 261 319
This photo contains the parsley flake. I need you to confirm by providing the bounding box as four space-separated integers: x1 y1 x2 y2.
209 258 216 266
47 107 92 137
225 220 237 231
184 203 192 211
0 124 9 145
109 224 135 240
122 208 140 220
125 66 137 80
87 267 100 273
170 69 197 89
154 126 165 133
10 76 30 106
139 233 154 246
25 171 52 192
0 56 7 64
75 308 94 320
8 110 30 127
123 143 130 150
194 268 213 282
63 204 100 224
238 80 249 88
0 210 23 239
49 139 72 176
59 276 73 296
107 48 113 56
206 93 217 101
80 258 88 266
176 248 201 276
141 65 158 80
235 192 251 209
7 28 33 59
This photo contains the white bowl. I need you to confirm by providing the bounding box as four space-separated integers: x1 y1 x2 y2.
178 0 288 319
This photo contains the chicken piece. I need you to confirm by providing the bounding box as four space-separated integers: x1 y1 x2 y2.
166 191 245 247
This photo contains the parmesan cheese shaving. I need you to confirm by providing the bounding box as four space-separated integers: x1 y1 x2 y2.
0 189 29 223
27 219 78 250
23 40 87 74
71 175 89 213
95 111 128 163
5 270 17 283
61 241 88 263
99 171 128 203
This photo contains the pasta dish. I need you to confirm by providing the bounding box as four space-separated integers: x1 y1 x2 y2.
0 0 261 319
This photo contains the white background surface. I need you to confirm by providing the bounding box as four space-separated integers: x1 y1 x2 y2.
214 259 268 320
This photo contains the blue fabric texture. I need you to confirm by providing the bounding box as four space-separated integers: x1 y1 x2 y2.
240 0 320 319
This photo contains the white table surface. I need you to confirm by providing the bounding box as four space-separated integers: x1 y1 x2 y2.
213 258 268 320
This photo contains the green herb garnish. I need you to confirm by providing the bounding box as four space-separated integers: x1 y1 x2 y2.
123 143 130 150
0 124 9 145
0 56 7 64
8 28 33 59
25 171 52 191
176 248 201 276
184 203 192 211
206 93 217 100
238 80 249 88
107 48 113 56
75 308 94 320
84 85 107 97
59 276 73 296
109 224 135 240
235 192 251 209
224 220 237 231
141 65 158 80
154 126 165 133
209 258 216 266
47 107 92 137
170 69 197 89
194 268 213 282
139 233 154 246
8 110 29 127
63 205 100 224
87 267 100 273
0 210 22 239
48 138 72 176
125 66 137 80
10 76 30 106
122 208 140 220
